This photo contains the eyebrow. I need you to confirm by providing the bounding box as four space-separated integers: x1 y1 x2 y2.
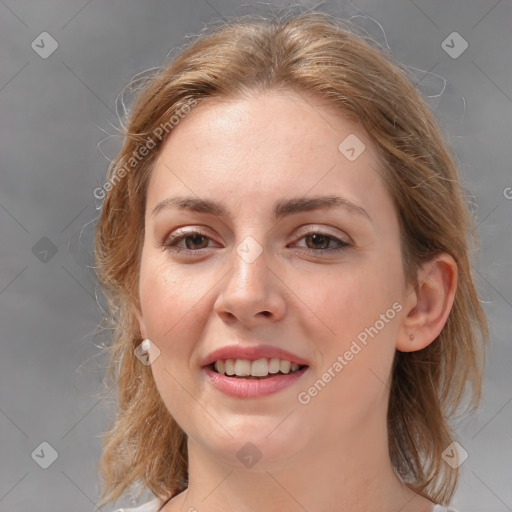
151 194 371 222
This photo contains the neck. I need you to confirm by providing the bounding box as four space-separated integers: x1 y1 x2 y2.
167 407 434 512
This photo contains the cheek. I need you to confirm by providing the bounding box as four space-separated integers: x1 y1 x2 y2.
139 255 207 338
138 259 207 425
303 272 400 423
309 260 399 345
305 250 402 390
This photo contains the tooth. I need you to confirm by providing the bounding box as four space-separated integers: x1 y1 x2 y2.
225 359 235 375
251 358 269 376
268 358 280 373
280 360 291 374
234 359 251 376
214 358 302 377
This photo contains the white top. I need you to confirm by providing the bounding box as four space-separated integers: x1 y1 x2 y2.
115 498 458 512
115 497 161 512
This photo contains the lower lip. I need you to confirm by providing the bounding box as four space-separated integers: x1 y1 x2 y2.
203 365 309 398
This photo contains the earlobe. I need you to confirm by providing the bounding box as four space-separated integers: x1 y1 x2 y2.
396 253 458 352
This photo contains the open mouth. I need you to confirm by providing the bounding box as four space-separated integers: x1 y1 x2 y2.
208 361 309 380
203 358 310 397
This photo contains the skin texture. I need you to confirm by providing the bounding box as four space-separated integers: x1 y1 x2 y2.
134 90 457 512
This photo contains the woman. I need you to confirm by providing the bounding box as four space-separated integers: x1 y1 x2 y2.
93 9 488 512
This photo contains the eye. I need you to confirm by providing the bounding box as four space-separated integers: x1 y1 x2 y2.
162 230 215 253
291 231 351 254
161 229 350 256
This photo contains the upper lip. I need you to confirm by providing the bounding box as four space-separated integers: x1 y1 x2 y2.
201 344 310 367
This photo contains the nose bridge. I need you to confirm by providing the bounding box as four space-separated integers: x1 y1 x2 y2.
230 234 269 295
214 234 286 322
235 234 265 267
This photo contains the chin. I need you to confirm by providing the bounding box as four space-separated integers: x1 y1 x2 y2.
196 425 307 471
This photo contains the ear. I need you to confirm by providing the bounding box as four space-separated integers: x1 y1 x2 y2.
397 253 458 352
132 301 148 340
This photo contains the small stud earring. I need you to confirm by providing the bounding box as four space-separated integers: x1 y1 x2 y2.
141 338 151 353
136 338 161 365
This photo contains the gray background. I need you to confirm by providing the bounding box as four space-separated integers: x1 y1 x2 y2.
1 1 511 511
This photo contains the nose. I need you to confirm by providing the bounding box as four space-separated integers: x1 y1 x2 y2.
213 238 287 327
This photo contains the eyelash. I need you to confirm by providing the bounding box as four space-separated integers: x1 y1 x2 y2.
161 229 351 256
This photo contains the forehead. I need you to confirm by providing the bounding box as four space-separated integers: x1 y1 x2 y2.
146 90 391 221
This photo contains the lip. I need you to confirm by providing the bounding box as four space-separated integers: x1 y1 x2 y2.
200 343 310 368
203 364 309 398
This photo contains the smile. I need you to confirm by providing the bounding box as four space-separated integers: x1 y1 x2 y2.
212 357 307 377
204 358 309 398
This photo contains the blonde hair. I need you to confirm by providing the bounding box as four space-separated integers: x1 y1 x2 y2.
93 8 488 509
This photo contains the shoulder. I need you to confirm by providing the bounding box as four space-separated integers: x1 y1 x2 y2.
114 497 162 512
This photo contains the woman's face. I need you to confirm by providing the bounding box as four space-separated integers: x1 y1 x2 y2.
136 90 410 469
